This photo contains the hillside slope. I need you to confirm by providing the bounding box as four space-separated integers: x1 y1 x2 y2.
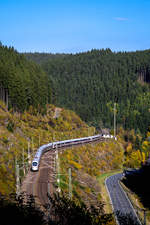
0 99 124 213
59 138 124 208
0 101 93 195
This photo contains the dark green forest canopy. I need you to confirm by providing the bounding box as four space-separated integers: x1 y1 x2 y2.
0 45 51 111
24 49 150 134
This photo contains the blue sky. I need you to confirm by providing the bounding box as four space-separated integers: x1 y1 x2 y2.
0 0 150 53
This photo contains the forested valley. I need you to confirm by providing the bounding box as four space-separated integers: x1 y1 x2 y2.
1 44 150 224
1 43 150 195
25 48 150 135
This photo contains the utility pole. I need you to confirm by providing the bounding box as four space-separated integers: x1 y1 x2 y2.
56 149 61 193
22 147 25 175
15 161 20 198
39 134 41 146
6 89 8 109
47 181 51 221
31 137 34 151
68 168 72 200
53 132 55 142
143 209 146 225
48 181 50 196
114 102 116 137
28 141 31 164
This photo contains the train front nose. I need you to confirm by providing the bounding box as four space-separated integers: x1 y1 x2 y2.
32 161 38 171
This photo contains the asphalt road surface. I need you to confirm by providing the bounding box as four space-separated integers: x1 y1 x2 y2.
105 173 142 225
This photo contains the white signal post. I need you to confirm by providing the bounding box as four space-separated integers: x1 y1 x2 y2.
28 141 31 164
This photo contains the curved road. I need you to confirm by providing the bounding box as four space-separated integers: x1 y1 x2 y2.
105 173 141 225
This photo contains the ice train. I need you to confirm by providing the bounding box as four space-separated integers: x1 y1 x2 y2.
31 134 115 171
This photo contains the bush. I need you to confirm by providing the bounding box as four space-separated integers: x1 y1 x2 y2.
7 121 14 132
47 193 114 225
0 194 46 225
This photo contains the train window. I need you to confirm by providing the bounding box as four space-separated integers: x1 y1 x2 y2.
32 162 37 166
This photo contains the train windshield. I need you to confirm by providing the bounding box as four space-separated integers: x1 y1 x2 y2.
32 162 37 166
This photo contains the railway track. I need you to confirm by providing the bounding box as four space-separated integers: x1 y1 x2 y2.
22 150 56 207
21 137 105 207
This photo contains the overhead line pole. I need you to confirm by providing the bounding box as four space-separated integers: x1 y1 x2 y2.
68 168 72 200
15 160 20 198
56 149 61 193
114 102 116 137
